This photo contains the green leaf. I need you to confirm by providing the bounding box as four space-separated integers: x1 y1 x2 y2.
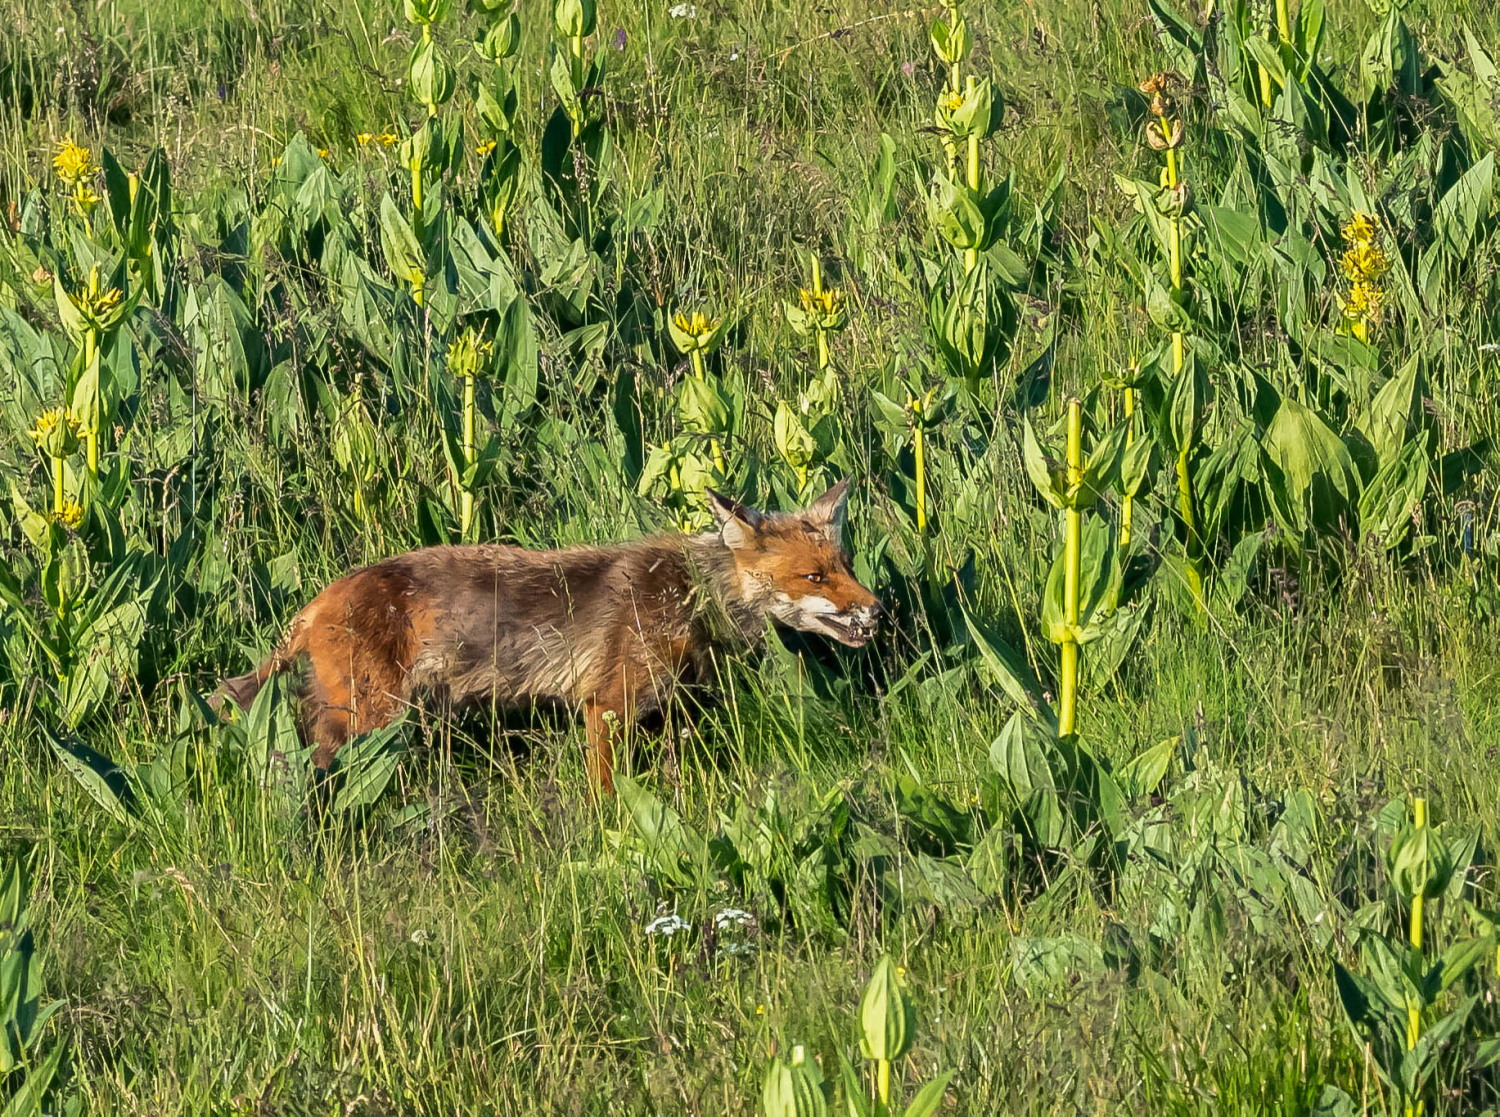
857 956 915 1062
1021 418 1065 508
901 1072 954 1117
1260 394 1360 535
330 719 410 813
378 193 425 287
1430 152 1493 260
46 730 134 824
961 602 1047 712
1114 737 1176 798
615 776 710 892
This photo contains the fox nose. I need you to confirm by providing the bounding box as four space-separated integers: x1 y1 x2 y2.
868 600 887 623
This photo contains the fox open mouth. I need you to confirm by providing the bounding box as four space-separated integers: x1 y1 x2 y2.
812 613 876 648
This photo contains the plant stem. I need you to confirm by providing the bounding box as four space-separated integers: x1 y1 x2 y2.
964 77 981 273
1405 797 1426 1117
877 1058 892 1109
816 329 829 371
461 372 476 537
1060 398 1083 737
1121 384 1135 548
912 396 927 534
1160 116 1203 609
1276 0 1292 43
52 455 66 516
83 329 100 475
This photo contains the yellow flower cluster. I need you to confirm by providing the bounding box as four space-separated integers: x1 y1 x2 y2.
53 136 101 213
54 499 85 529
673 311 720 338
52 136 94 184
1340 211 1389 334
475 139 497 157
30 405 85 459
356 132 400 147
798 286 844 318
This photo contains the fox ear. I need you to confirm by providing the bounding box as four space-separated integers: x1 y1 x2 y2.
706 489 765 550
804 478 851 540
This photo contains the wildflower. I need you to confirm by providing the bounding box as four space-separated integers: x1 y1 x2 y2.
1343 279 1385 324
447 329 494 379
673 311 717 337
755 1004 766 1015
356 132 375 145
31 265 53 286
644 913 692 937
29 406 85 459
317 148 331 159
668 3 697 17
476 139 497 157
53 499 85 529
1342 211 1379 246
713 907 755 930
52 136 94 184
378 132 399 146
1341 242 1390 284
940 89 965 113
612 27 627 50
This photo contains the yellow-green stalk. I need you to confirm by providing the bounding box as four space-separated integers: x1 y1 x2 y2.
1144 72 1205 609
1121 381 1136 548
1406 797 1427 1047
1059 398 1082 737
811 256 829 371
912 393 928 534
964 76 982 274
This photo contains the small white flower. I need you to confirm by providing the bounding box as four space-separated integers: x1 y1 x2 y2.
645 913 692 937
713 907 755 930
668 3 698 17
410 928 434 945
720 940 757 957
729 52 740 61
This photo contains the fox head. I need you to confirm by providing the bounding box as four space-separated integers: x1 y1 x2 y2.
705 479 885 648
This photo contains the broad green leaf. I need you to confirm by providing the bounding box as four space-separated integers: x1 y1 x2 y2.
1260 395 1360 534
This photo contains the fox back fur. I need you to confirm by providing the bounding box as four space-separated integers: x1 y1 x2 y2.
216 480 883 792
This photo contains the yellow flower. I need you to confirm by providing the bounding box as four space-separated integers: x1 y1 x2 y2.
940 90 966 113
378 132 399 146
29 406 85 459
673 311 720 338
54 499 85 529
447 329 495 378
317 148 331 159
1343 279 1385 323
476 139 497 156
798 286 846 317
356 132 375 145
72 184 102 210
52 136 94 184
1340 242 1390 284
1342 211 1379 246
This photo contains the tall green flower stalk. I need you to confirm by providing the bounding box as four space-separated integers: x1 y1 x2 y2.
402 0 456 239
786 255 847 373
1120 380 1137 548
668 310 731 478
29 406 83 520
1058 398 1083 737
54 265 131 481
1405 796 1427 1058
929 2 969 173
448 329 495 537
553 0 597 140
1142 70 1205 609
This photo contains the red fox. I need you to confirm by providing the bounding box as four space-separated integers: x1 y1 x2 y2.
216 480 883 793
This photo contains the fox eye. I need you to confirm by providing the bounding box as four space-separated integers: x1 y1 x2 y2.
804 572 824 584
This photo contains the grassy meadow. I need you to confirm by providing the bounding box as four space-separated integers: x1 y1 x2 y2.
3 0 1500 1112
